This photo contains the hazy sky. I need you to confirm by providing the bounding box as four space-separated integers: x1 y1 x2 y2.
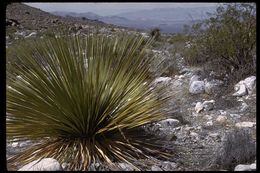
25 3 220 16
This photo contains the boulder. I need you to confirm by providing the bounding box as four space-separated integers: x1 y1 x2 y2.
161 161 177 171
153 77 171 85
233 84 247 97
202 100 215 111
240 102 249 112
189 81 205 94
15 31 27 37
140 32 149 38
19 141 29 147
206 121 213 126
234 164 251 171
219 110 227 115
18 158 63 171
249 163 256 170
216 115 227 124
230 114 241 118
118 163 134 171
235 122 256 128
151 165 163 171
189 75 201 85
233 76 256 96
195 102 204 113
159 119 180 128
178 75 185 79
194 100 215 113
243 76 256 94
11 142 19 148
25 32 37 38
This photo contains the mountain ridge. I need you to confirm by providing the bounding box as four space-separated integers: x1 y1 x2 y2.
6 3 110 31
50 6 216 33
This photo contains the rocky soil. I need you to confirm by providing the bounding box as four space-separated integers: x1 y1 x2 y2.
6 3 256 171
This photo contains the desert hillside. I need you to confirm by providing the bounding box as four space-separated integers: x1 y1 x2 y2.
6 3 256 172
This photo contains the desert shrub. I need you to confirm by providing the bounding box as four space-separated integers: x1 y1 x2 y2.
149 27 161 41
168 33 192 65
110 27 115 32
6 33 172 171
211 128 256 170
182 3 256 82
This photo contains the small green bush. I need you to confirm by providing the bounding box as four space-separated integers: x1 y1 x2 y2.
182 3 256 81
212 129 256 170
149 28 161 41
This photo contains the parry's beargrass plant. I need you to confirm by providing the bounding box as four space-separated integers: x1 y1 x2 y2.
6 33 171 170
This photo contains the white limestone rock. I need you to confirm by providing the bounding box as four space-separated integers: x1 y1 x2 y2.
159 119 180 128
25 32 37 38
153 77 171 85
18 158 62 171
206 120 213 126
249 163 256 170
189 75 201 85
216 115 228 124
233 76 256 96
151 165 163 171
233 83 248 97
118 163 134 171
194 100 215 113
195 102 204 113
161 161 177 171
235 122 256 128
240 102 249 112
11 142 19 148
202 100 215 111
189 81 205 94
243 76 256 94
234 164 251 171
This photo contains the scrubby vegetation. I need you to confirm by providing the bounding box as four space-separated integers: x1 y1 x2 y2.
6 3 256 171
172 3 256 83
213 129 256 170
149 27 161 41
6 34 171 171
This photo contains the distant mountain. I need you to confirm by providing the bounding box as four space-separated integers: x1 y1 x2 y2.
100 16 152 29
50 6 217 33
6 3 107 31
53 11 101 20
117 7 217 21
